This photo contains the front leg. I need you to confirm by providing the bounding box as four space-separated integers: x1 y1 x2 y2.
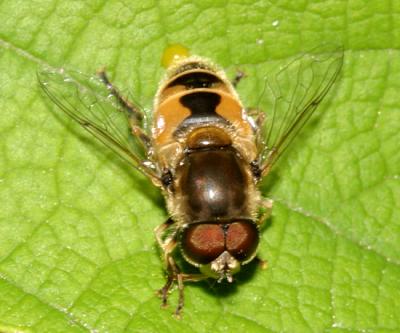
258 197 273 226
155 219 208 317
154 218 178 306
252 198 273 273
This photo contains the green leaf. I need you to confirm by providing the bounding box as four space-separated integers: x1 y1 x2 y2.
0 1 399 332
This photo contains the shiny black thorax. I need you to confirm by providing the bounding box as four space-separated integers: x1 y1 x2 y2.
176 148 251 222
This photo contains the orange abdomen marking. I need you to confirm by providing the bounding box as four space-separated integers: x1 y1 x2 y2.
153 89 253 146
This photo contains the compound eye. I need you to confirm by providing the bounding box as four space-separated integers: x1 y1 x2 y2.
181 224 225 265
226 222 259 261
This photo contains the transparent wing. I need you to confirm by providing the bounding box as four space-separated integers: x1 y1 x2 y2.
257 46 344 176
38 68 159 180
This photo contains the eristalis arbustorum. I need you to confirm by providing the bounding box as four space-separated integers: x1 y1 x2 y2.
38 44 343 317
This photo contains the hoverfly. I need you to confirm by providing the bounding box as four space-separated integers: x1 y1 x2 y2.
38 44 343 316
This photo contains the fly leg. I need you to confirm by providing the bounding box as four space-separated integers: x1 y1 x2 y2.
97 69 152 151
97 69 143 122
254 256 268 270
258 197 273 226
154 218 176 305
174 273 208 318
155 218 208 317
247 107 267 155
231 70 246 87
254 198 273 271
154 218 184 315
247 107 266 130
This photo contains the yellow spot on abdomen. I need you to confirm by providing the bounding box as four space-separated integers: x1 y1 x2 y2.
161 44 190 68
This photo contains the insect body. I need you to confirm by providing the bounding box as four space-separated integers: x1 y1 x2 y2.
39 44 343 316
150 53 272 314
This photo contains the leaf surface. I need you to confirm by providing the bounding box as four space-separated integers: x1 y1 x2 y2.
0 1 399 332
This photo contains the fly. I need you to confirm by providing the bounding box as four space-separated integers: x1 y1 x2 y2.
38 44 343 317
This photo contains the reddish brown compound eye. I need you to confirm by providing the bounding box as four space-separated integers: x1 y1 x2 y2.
226 221 259 261
181 224 225 264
